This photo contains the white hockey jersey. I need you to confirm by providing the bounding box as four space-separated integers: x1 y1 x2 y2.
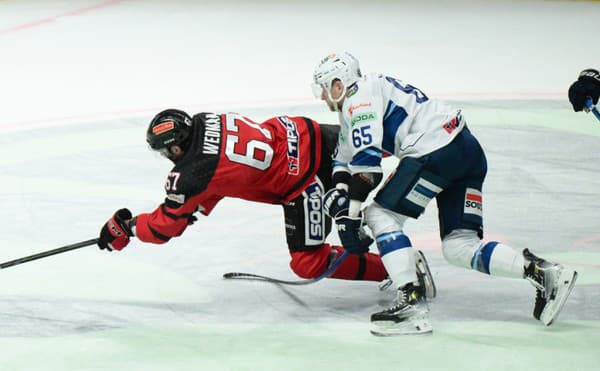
333 73 465 176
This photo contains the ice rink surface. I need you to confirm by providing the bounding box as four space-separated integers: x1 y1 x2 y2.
0 0 599 370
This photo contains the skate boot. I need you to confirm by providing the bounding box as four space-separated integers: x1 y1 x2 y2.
378 250 437 300
370 282 432 336
523 249 578 326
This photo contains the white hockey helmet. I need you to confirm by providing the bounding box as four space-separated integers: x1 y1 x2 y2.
312 52 362 104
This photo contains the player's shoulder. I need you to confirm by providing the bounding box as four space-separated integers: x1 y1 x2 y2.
343 74 385 117
166 162 198 195
161 158 217 207
163 168 189 206
349 73 380 93
192 112 224 126
261 115 318 139
165 131 221 198
346 73 385 101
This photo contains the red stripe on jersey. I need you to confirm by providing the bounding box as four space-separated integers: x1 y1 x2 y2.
466 193 482 202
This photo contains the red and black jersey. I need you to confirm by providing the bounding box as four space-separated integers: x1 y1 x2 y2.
134 112 323 244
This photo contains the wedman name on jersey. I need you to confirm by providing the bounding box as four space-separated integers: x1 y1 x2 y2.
203 113 222 155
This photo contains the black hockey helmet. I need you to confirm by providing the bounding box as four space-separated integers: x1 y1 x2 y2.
146 109 193 154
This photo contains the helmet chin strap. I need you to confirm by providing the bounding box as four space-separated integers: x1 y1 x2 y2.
327 84 347 112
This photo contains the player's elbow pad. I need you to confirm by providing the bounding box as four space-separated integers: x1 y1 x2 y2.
349 172 383 202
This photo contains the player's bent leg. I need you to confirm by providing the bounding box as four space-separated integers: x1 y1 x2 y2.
289 244 388 281
441 229 524 278
442 229 578 324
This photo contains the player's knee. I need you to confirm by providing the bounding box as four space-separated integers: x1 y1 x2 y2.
289 245 332 279
441 229 481 269
365 202 409 237
289 256 325 279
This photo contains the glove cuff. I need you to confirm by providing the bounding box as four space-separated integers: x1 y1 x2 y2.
579 69 600 85
115 208 134 237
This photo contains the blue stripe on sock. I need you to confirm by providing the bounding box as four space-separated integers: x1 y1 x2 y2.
376 231 412 257
471 241 498 274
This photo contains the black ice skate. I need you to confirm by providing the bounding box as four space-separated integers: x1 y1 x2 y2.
523 249 578 326
370 282 432 336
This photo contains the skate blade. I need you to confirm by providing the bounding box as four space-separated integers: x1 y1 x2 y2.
378 278 393 291
540 269 578 326
415 250 437 299
370 318 433 336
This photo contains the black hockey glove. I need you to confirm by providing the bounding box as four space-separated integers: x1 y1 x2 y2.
336 214 374 254
324 188 373 253
98 208 134 251
568 69 600 112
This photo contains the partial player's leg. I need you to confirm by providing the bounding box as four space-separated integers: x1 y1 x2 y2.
289 243 387 281
366 157 449 335
367 227 432 335
283 178 387 282
378 249 436 299
441 228 577 325
438 178 577 326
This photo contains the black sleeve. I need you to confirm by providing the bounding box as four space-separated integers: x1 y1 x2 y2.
348 172 383 202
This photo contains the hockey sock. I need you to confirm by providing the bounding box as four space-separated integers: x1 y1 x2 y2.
471 242 524 278
376 231 418 287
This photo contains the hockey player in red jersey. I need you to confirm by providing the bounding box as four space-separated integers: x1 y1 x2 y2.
97 109 389 282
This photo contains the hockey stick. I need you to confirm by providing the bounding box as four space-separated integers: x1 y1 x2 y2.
0 238 99 270
585 98 600 122
223 251 349 285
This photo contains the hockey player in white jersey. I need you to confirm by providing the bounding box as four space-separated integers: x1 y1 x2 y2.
312 52 578 336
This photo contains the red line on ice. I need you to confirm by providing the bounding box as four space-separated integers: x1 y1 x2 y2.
0 0 126 36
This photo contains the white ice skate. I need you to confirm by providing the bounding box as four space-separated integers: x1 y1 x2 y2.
523 249 578 326
378 250 437 300
370 282 432 336
539 268 578 326
415 250 437 299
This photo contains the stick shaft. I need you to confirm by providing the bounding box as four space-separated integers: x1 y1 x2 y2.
0 238 99 269
585 98 600 122
592 106 600 122
223 251 349 285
